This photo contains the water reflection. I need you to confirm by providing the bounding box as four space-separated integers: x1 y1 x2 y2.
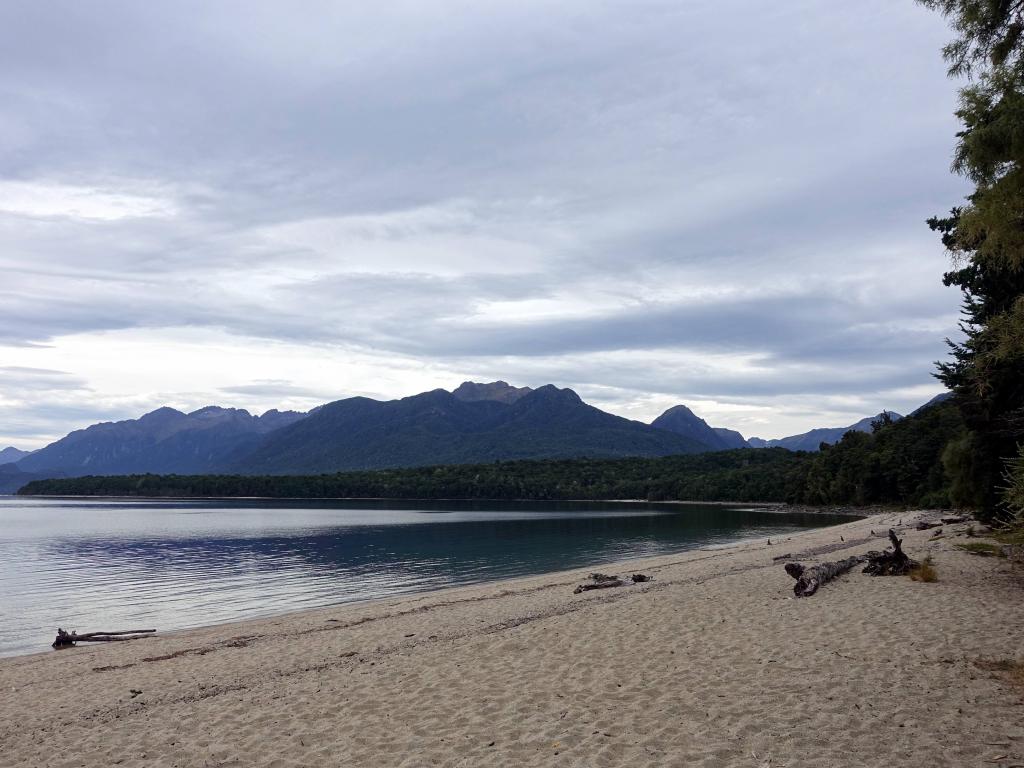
0 498 850 657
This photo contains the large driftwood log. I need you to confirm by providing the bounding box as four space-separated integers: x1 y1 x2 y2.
574 573 626 594
574 579 623 594
862 529 917 576
784 556 862 597
52 628 156 648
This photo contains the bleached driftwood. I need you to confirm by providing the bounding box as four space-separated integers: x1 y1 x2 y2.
575 573 620 592
52 628 156 648
784 556 862 597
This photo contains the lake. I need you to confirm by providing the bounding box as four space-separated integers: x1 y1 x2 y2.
0 497 851 657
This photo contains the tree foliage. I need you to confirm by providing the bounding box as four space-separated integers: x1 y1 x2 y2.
918 1 1024 76
920 0 1024 518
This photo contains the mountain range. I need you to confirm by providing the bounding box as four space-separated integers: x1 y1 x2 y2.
0 381 950 492
235 383 706 474
14 407 304 478
745 411 903 452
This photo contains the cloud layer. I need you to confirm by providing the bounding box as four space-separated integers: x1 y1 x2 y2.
0 1 967 447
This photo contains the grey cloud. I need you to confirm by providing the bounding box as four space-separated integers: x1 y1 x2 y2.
0 0 971 440
218 380 334 400
0 365 89 389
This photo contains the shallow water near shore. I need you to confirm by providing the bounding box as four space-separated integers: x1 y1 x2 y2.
0 496 850 657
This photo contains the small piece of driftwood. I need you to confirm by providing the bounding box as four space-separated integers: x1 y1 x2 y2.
630 573 651 583
784 556 862 597
52 628 156 649
862 529 917 576
573 573 624 594
772 552 793 561
916 520 941 531
574 579 623 594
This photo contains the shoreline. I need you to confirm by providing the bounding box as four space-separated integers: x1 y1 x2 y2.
10 493 871 515
3 509 1021 766
0 504 859 662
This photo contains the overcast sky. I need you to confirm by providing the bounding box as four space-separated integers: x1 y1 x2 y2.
1 1 968 449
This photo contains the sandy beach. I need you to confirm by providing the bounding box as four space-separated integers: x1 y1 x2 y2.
1 510 1022 767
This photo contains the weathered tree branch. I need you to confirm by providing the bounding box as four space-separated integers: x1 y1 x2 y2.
52 628 156 648
862 529 917 576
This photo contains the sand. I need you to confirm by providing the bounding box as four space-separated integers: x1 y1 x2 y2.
1 510 1022 767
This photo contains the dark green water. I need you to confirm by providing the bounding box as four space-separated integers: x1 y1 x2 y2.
0 497 851 657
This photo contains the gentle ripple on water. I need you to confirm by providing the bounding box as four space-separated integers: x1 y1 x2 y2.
0 496 851 657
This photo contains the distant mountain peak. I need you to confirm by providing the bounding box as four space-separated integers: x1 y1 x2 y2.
451 380 533 404
659 404 700 420
651 403 748 451
0 446 32 465
189 405 250 417
139 406 186 421
527 384 583 404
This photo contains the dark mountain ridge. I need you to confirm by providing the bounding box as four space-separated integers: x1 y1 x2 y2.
650 404 750 450
17 406 306 477
3 382 951 493
234 384 708 474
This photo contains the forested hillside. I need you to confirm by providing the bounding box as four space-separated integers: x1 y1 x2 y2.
20 401 969 507
18 449 806 502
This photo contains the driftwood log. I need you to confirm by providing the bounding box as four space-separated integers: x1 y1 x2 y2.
52 628 156 648
784 556 862 597
574 578 623 594
862 529 917 576
572 572 650 593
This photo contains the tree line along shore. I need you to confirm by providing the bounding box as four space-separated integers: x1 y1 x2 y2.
19 399 978 512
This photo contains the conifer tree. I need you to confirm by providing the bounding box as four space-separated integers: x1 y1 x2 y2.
919 0 1024 517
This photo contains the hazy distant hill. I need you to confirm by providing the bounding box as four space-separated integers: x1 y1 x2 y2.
0 462 55 494
16 406 306 477
712 427 750 449
233 383 709 474
0 447 31 464
650 405 749 450
749 411 903 452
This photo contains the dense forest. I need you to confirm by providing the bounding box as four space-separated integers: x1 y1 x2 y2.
19 401 968 507
17 448 809 503
916 1 1024 526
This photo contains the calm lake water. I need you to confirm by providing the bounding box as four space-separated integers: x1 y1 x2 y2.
0 497 851 658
